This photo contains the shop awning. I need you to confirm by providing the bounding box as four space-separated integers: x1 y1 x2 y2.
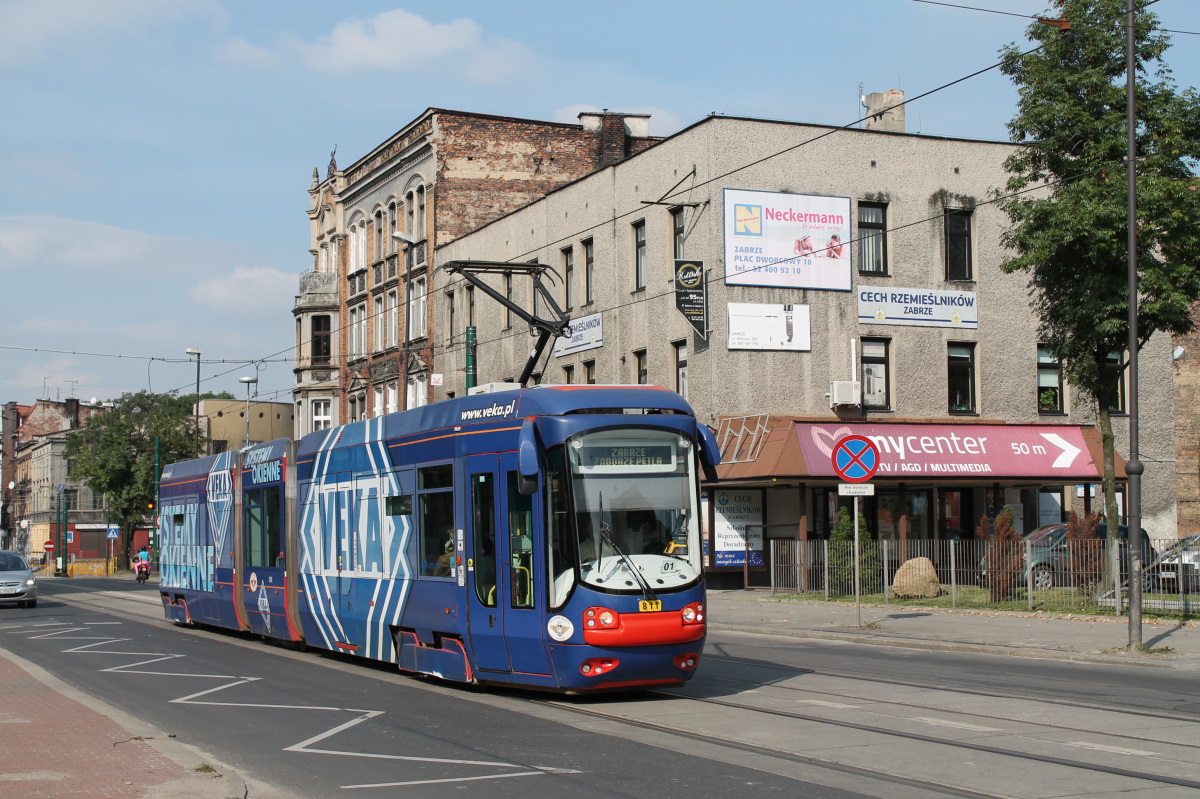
713 417 1123 483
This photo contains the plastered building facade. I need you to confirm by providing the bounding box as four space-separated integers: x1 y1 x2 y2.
431 114 1177 555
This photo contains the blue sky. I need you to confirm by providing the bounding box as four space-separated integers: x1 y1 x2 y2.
1 0 1197 406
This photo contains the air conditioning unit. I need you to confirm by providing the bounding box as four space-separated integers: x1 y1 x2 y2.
829 380 861 408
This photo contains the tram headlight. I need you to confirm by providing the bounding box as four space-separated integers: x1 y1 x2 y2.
681 602 705 626
598 610 615 627
682 607 695 623
585 607 618 628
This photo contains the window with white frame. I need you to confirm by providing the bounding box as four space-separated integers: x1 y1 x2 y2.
311 399 331 431
858 202 888 275
1037 344 1063 414
387 289 398 348
861 338 890 410
948 342 977 413
634 349 648 384
583 238 594 304
388 201 398 253
562 246 574 310
374 209 384 261
373 386 385 417
373 295 385 352
386 382 398 414
632 221 647 290
446 290 456 344
349 303 367 358
407 276 427 340
407 373 428 409
671 207 686 259
674 341 688 399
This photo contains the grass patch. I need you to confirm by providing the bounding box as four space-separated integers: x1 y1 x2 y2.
193 764 217 774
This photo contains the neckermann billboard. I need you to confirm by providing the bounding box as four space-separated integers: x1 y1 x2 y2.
795 423 1104 479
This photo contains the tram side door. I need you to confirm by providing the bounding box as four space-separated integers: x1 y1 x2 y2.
465 454 509 672
464 453 551 676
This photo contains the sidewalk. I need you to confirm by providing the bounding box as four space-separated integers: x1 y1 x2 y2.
0 647 250 799
706 588 1200 670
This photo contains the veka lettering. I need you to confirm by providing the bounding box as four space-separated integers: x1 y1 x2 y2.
459 401 517 421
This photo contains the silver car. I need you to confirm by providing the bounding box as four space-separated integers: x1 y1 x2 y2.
0 551 38 608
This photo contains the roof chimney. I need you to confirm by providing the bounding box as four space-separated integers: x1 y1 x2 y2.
579 110 653 167
863 90 905 133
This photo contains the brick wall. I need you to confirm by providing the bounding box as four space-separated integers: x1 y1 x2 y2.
1174 305 1200 537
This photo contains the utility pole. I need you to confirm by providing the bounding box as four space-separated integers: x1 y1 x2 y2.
1125 0 1143 648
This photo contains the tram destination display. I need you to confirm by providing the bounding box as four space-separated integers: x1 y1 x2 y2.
577 443 676 472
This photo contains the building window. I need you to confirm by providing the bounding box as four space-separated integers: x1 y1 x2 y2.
945 209 973 281
563 364 575 384
349 303 367 358
674 341 688 399
388 201 398 253
386 289 398 348
446 290 456 344
634 349 648 384
948 343 976 413
467 285 475 328
858 202 887 275
318 244 328 274
417 185 426 240
503 273 513 329
584 360 596 384
373 295 385 352
861 338 890 410
583 238 594 304
311 315 331 365
348 223 358 273
373 386 385 417
407 373 428 409
1037 345 1063 414
348 392 366 422
671 207 686 259
386 382 398 414
407 276 426 341
374 209 384 261
1103 351 1126 414
562 247 574 311
632 221 647 290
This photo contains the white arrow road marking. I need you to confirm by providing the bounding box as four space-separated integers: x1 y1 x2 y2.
29 624 546 789
1040 433 1082 468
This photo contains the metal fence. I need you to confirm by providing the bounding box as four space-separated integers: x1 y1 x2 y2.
769 537 1198 614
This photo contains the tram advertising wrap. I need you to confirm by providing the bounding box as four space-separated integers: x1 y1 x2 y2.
157 385 720 693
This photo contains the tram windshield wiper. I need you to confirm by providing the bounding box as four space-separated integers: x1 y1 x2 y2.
595 494 658 603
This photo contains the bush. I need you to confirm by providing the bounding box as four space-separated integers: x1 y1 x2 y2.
984 506 1021 602
828 506 881 595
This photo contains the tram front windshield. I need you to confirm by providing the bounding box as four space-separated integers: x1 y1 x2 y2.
548 428 703 607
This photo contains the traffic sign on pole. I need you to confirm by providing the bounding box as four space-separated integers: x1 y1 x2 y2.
831 435 880 483
43 541 55 552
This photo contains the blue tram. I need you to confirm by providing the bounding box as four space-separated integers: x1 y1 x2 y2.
157 385 720 692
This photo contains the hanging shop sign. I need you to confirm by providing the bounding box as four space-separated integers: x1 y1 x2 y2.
674 260 708 339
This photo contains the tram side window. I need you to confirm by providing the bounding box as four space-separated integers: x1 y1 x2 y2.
418 464 455 577
471 473 497 607
545 447 574 609
507 472 535 609
244 486 282 568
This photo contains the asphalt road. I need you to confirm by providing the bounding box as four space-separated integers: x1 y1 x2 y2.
6 578 1200 799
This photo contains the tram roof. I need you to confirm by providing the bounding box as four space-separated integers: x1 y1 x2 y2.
296 384 695 456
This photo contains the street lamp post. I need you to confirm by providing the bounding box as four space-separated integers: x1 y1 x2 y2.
185 348 201 457
239 376 258 448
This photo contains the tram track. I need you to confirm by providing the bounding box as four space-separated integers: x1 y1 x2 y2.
529 678 1200 799
700 653 1200 730
700 652 1200 724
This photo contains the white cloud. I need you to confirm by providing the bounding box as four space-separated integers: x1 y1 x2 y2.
215 36 280 68
0 215 237 273
227 9 534 82
190 266 296 316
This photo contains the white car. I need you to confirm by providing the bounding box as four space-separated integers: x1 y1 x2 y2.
0 551 38 608
1149 534 1200 594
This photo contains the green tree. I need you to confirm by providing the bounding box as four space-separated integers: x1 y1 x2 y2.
996 0 1200 578
828 505 880 596
65 391 201 533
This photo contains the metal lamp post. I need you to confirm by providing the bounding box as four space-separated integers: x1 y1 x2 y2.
239 376 258 448
185 348 201 457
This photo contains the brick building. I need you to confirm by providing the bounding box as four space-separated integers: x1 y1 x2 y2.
1 398 108 556
292 108 656 435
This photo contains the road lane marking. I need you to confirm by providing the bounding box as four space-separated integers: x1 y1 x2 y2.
1062 741 1161 757
913 717 1002 732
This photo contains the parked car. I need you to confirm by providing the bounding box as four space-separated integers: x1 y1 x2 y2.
0 551 38 608
1145 533 1200 594
980 523 1150 592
